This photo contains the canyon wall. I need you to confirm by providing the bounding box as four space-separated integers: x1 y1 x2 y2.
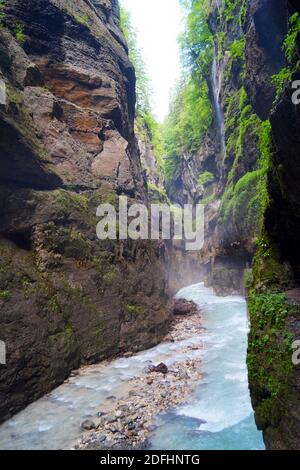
0 0 171 423
245 0 300 450
169 0 300 450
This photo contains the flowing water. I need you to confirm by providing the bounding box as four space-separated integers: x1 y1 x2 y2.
0 283 264 450
149 283 264 450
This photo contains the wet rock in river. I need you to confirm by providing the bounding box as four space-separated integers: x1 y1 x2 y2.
148 363 169 375
81 419 96 431
123 352 133 358
173 299 199 316
106 396 117 402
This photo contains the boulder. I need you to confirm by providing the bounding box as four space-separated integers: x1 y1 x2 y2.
173 299 198 316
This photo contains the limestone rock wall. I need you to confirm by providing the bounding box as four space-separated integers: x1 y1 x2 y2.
0 0 171 423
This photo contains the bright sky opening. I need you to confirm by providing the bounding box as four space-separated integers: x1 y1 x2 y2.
120 0 182 122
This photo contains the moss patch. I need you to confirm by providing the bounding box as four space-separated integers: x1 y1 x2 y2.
0 289 9 300
103 271 118 284
247 292 297 429
125 304 145 315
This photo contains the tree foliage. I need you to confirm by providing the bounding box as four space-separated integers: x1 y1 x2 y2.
162 0 213 182
120 6 163 165
120 6 151 116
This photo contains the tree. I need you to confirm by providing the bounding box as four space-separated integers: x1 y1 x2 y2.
162 0 213 183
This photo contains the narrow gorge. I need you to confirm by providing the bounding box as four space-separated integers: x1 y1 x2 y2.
0 0 300 452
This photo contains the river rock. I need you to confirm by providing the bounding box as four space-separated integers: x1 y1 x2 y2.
106 396 117 402
173 299 199 316
95 434 107 443
118 405 130 413
105 415 117 424
123 352 133 358
148 363 169 375
81 419 96 431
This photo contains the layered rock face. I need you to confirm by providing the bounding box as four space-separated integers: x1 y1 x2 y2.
246 0 300 450
162 0 300 448
202 0 300 449
0 0 170 423
167 0 266 295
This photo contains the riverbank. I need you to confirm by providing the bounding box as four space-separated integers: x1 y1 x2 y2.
74 302 204 450
0 283 264 450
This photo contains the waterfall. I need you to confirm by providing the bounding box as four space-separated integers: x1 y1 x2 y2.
211 48 225 155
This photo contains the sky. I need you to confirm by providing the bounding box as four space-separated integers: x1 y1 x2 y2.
120 0 182 122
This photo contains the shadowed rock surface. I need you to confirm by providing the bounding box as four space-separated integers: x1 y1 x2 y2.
0 0 171 423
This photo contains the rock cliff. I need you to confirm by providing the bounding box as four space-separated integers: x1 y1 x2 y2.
245 0 300 450
169 0 300 450
0 0 170 423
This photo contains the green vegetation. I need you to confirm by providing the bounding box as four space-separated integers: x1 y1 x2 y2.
225 88 257 176
249 293 291 329
229 38 245 60
225 37 246 81
259 120 272 168
243 268 253 293
103 271 118 284
219 168 266 235
271 12 300 100
120 7 163 167
14 22 26 45
272 68 292 99
126 304 145 315
74 13 90 27
247 291 296 428
0 1 5 26
198 171 215 187
120 7 151 119
283 13 300 63
147 182 170 204
0 289 9 300
239 0 247 28
54 189 89 212
220 84 270 237
222 0 240 23
162 0 213 183
163 78 212 182
252 231 292 291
